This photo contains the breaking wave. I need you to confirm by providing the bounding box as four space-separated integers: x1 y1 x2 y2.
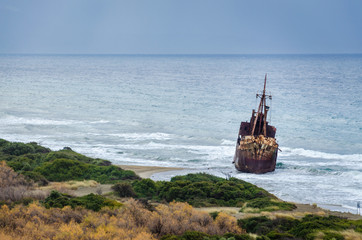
0 116 110 126
280 147 362 162
0 116 82 126
107 132 174 141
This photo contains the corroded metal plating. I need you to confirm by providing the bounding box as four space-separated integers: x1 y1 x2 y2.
233 75 278 174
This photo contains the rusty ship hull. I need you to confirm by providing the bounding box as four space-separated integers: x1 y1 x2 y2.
233 75 278 174
234 134 278 174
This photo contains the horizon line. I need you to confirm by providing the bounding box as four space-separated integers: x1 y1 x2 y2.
1 52 362 56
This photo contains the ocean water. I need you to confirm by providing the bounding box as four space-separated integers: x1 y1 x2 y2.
0 54 361 213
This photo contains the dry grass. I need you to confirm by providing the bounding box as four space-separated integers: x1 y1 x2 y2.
196 207 239 215
236 209 328 220
314 231 325 240
314 229 362 240
240 207 260 213
39 180 99 195
340 229 362 240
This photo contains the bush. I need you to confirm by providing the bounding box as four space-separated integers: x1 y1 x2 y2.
28 142 51 153
180 231 210 240
210 211 220 220
112 182 136 197
238 214 362 240
35 158 89 181
2 142 35 156
34 158 139 183
22 171 49 186
44 149 112 166
242 198 296 212
322 232 344 240
155 174 275 207
43 190 122 211
0 139 138 185
132 178 157 198
104 173 292 209
171 173 223 183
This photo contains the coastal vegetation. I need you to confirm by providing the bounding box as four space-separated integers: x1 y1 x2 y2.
0 139 139 184
0 200 246 240
1 139 362 239
238 215 362 240
43 190 122 211
1 198 362 239
129 174 296 211
0 138 294 211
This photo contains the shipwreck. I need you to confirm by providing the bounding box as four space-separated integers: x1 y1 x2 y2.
233 74 278 174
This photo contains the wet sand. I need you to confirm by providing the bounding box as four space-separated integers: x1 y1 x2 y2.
118 165 184 178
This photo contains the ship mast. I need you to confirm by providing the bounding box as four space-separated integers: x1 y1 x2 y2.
251 74 271 137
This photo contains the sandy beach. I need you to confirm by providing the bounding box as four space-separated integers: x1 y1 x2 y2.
118 165 184 178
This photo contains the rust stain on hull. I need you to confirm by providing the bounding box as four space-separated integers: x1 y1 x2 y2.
234 136 278 173
233 74 278 174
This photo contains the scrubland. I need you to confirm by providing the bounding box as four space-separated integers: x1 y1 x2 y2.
1 138 362 240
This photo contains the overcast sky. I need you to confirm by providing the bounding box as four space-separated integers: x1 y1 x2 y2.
1 0 361 54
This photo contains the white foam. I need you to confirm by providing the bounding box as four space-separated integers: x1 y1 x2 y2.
0 116 114 126
0 116 82 126
280 147 362 162
221 139 235 145
115 141 234 159
108 132 174 141
89 120 110 124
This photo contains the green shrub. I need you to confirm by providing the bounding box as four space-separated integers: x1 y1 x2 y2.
242 198 296 212
256 237 270 240
265 230 295 240
0 140 49 156
2 142 35 156
160 235 180 240
154 174 274 207
322 232 344 240
238 214 362 240
222 233 252 240
35 158 89 181
0 139 139 184
171 173 223 183
132 178 157 198
72 193 122 211
44 149 111 166
43 190 122 211
35 158 139 183
209 211 220 220
160 232 252 240
0 139 8 147
112 182 136 197
105 173 287 208
22 171 49 186
28 142 51 153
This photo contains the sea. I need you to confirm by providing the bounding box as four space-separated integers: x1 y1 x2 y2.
0 54 361 213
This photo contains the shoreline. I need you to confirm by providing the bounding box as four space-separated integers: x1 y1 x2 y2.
116 164 362 219
38 163 362 220
118 164 184 178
